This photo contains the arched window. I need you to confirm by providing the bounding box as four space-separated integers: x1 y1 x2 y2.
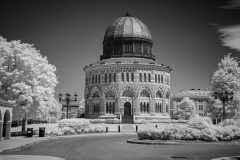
158 75 160 83
161 75 164 83
95 75 98 84
109 102 112 113
166 104 169 113
109 73 112 82
141 102 143 112
105 74 107 82
144 102 146 112
92 75 94 84
106 102 109 113
126 73 129 82
122 73 124 82
147 103 149 113
148 73 151 82
131 73 134 82
98 74 100 83
160 103 162 113
139 73 142 82
113 102 115 113
144 73 146 82
113 73 116 82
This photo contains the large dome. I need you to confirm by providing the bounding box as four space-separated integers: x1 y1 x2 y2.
104 13 152 42
101 13 154 61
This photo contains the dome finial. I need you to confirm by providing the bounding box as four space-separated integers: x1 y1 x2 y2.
125 12 131 17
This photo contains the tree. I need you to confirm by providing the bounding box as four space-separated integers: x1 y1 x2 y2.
210 53 240 119
0 36 61 122
77 98 85 118
206 98 222 119
177 97 195 120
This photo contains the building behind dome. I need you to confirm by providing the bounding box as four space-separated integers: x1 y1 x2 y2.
84 13 172 123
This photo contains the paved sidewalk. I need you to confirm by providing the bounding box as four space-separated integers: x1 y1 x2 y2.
0 136 50 152
0 155 64 160
0 136 64 160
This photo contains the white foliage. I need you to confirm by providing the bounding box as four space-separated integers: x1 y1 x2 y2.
210 53 240 118
177 97 195 120
0 36 61 121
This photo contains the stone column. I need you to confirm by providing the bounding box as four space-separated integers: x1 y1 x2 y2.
0 121 3 140
149 98 154 115
89 98 93 115
4 121 12 140
100 98 105 115
162 98 166 113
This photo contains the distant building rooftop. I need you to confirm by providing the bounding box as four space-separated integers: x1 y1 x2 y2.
172 89 210 99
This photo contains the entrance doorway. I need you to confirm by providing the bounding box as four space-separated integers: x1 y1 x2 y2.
122 102 133 123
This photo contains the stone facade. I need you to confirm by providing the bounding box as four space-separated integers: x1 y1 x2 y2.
84 13 172 122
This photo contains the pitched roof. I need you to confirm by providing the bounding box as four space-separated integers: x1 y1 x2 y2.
172 90 210 99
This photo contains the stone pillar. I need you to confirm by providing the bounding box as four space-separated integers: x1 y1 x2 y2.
4 121 11 140
149 98 154 115
162 98 166 113
0 121 3 141
100 98 105 115
89 98 93 115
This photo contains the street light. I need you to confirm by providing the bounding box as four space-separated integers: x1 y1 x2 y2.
59 92 78 119
214 91 233 120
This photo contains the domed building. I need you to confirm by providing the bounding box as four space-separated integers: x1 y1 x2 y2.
84 13 172 123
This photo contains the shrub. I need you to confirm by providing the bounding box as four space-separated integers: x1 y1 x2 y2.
187 116 212 130
220 119 240 127
200 128 218 141
135 119 147 124
59 118 90 130
90 119 100 124
106 119 120 124
89 119 119 124
137 130 153 140
93 125 104 133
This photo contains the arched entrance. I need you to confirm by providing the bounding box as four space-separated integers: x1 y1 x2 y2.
122 102 133 123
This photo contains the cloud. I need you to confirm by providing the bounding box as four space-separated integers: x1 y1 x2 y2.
218 25 240 52
221 0 240 9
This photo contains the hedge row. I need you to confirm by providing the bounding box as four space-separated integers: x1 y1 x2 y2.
47 118 104 136
134 119 188 124
137 117 240 141
89 118 120 124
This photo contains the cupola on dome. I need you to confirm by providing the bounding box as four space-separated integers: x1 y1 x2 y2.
101 13 154 60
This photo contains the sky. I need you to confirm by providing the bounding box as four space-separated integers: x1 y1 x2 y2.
0 0 240 99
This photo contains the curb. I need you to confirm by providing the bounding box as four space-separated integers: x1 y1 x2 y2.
1 132 137 152
127 138 180 145
127 138 240 145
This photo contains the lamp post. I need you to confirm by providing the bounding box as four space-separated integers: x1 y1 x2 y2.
214 91 233 120
59 92 78 119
